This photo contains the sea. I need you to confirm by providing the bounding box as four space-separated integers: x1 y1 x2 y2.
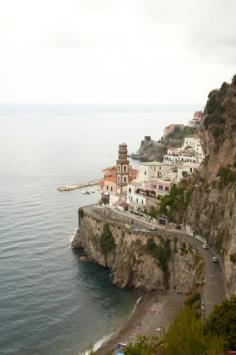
0 103 197 354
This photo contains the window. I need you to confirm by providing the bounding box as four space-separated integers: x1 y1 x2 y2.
144 171 146 175
159 185 163 190
165 186 169 191
123 165 127 172
117 176 120 182
129 187 131 193
106 186 108 190
111 187 113 192
124 176 127 183
136 198 138 203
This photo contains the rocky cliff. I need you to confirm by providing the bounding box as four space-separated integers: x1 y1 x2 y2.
130 136 167 162
73 210 204 293
185 75 236 294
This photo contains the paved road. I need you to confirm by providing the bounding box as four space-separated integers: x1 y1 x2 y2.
84 205 226 315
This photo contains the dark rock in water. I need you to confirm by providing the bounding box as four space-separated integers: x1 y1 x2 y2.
130 136 167 162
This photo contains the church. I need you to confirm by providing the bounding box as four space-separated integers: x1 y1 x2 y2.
99 143 137 206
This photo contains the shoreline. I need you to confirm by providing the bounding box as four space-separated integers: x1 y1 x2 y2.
93 290 184 355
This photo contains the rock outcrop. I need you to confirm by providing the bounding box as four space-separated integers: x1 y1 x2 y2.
73 209 204 293
130 136 167 162
131 125 199 162
185 76 236 294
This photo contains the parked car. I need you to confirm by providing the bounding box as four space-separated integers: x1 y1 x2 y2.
212 256 219 263
202 244 209 250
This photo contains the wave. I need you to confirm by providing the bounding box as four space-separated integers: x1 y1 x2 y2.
83 332 114 355
83 296 142 354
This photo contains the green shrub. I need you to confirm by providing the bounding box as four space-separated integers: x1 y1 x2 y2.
232 74 236 86
79 208 84 218
230 252 236 264
146 238 171 288
180 242 188 255
185 292 201 310
204 296 236 350
124 335 157 355
162 307 224 355
160 183 192 223
100 223 115 255
218 166 236 186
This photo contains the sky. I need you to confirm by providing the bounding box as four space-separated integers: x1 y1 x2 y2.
0 0 235 105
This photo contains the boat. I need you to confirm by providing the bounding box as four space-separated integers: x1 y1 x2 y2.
81 191 90 195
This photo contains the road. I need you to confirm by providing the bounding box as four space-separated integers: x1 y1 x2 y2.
84 204 227 315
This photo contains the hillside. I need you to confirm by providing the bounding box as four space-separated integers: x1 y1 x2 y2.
185 75 236 294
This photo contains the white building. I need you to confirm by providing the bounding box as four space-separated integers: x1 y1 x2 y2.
164 137 204 165
137 161 173 181
126 183 147 208
176 162 199 183
182 137 203 156
126 161 176 210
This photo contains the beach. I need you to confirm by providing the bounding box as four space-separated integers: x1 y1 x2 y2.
95 291 184 354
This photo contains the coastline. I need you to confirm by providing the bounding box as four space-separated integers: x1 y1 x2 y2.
93 290 184 355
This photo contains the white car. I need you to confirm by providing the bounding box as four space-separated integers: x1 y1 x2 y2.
202 244 209 250
212 256 219 263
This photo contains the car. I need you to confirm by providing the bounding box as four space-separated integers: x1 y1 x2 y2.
202 244 209 250
212 256 219 263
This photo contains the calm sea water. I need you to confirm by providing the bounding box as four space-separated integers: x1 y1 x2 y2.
0 104 196 354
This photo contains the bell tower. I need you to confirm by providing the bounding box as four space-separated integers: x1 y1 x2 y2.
116 143 129 196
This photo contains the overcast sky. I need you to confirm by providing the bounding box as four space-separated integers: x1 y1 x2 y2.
0 0 235 105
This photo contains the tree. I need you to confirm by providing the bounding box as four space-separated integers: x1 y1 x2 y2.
124 336 157 355
100 223 115 255
204 296 236 350
161 307 223 355
232 74 236 86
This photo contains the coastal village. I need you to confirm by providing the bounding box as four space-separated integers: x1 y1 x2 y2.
71 77 236 355
73 104 232 354
99 111 204 218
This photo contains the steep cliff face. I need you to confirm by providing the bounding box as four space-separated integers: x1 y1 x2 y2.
186 76 236 294
73 212 204 293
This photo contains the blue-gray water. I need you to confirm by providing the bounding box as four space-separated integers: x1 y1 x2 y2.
0 104 196 354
